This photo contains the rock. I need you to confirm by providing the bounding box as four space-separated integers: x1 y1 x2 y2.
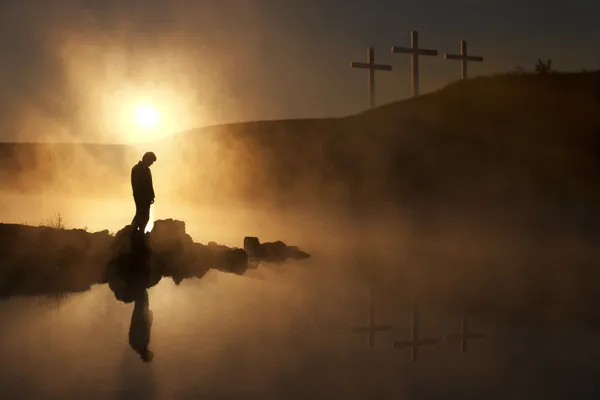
213 248 248 275
244 236 311 264
149 219 194 251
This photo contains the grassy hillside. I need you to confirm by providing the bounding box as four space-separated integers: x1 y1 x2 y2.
1 71 600 229
165 71 600 224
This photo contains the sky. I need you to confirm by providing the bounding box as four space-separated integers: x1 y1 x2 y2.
0 0 599 143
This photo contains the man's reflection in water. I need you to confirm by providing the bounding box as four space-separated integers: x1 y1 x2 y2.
109 230 157 362
129 289 154 362
128 232 155 362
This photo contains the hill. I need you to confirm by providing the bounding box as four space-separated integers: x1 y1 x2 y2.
167 71 600 231
1 71 600 231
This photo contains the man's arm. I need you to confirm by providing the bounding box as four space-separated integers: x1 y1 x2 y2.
131 167 136 194
148 169 155 201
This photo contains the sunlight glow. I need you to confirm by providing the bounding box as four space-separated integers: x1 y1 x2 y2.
135 105 159 129
58 39 215 143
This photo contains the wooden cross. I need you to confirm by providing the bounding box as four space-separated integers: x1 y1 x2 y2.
392 302 438 362
350 46 392 108
391 30 438 97
444 40 483 79
445 317 485 354
350 287 392 348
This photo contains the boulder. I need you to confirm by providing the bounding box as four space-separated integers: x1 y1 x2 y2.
244 236 311 264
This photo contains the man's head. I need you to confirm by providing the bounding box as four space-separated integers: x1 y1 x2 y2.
141 152 157 167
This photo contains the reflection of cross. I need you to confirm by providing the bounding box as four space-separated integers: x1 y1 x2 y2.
445 317 485 354
350 46 392 108
350 287 392 348
391 30 438 97
392 302 438 362
444 40 483 80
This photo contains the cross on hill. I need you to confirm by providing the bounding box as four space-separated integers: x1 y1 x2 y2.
350 46 393 108
392 302 438 362
350 287 393 348
445 317 485 354
444 39 483 79
391 30 438 97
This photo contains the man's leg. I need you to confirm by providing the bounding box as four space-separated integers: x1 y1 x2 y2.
132 198 142 231
139 202 151 232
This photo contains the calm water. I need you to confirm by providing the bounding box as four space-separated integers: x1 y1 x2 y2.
1 262 599 399
1 194 600 398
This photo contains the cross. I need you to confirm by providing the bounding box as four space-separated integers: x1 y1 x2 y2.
444 40 483 79
392 302 438 362
445 317 485 354
350 287 392 348
350 46 392 108
391 30 438 97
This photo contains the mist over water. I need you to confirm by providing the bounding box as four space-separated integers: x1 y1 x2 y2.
0 0 599 395
1 251 600 398
1 190 600 398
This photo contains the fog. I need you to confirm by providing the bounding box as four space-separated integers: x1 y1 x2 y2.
2 164 600 398
0 2 599 394
0 81 599 395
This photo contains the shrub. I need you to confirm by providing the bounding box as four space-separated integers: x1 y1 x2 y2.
40 212 65 229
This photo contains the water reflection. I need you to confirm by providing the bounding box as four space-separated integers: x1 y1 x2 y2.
129 290 154 362
109 231 157 362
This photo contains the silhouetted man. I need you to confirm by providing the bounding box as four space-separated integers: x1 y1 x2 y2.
131 152 156 233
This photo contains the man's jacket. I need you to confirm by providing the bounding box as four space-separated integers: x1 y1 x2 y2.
131 162 155 202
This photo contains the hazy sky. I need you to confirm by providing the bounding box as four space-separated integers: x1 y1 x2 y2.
1 0 599 143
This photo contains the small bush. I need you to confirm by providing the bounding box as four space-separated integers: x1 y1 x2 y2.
535 59 554 74
40 213 66 229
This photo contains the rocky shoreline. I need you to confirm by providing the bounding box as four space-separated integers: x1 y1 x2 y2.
0 218 310 300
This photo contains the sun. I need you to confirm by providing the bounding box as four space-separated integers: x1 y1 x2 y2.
135 105 159 129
